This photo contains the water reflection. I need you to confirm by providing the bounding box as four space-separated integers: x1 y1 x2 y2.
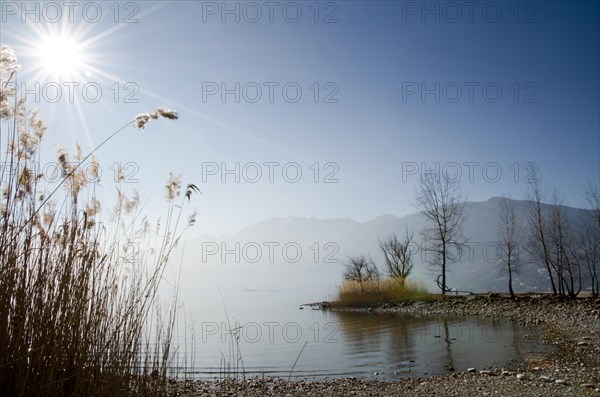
331 311 547 378
186 296 555 380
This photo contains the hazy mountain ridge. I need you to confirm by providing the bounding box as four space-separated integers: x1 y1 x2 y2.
183 197 594 296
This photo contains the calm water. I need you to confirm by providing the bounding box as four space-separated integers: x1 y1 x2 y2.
173 291 555 380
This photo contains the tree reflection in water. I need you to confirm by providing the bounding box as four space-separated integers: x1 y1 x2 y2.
329 311 550 379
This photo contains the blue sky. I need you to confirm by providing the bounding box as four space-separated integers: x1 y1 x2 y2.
2 0 599 236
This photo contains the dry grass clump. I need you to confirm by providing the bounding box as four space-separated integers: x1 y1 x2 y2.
336 278 435 307
0 45 196 396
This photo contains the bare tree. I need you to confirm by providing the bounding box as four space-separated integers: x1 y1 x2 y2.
496 196 521 298
547 189 581 297
343 255 379 284
413 174 465 296
378 230 414 280
525 180 558 295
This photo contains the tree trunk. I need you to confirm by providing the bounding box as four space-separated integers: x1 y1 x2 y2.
508 260 514 298
441 242 446 296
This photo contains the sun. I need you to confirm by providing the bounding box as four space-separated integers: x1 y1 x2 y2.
35 34 85 80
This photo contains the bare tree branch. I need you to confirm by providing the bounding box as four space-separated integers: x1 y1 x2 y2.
343 255 379 283
378 230 414 280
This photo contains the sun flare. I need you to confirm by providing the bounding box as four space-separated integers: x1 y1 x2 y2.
35 35 84 79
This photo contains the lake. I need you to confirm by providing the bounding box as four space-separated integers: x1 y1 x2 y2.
170 290 556 380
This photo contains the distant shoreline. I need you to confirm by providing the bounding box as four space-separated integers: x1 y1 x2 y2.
301 291 597 310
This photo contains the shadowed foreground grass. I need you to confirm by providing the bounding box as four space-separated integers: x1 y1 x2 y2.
335 278 436 307
0 46 196 397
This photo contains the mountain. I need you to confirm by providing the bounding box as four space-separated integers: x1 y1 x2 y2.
178 197 594 301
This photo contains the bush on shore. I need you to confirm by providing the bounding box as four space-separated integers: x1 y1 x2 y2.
335 277 435 307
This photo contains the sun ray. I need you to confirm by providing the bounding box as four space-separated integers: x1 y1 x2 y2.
2 1 308 164
136 87 313 163
76 2 168 49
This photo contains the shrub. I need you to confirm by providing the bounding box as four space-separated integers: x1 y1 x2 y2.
336 277 434 307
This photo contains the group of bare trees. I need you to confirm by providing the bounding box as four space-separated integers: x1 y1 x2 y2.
411 174 600 298
344 173 467 296
493 181 600 298
581 185 600 296
524 181 600 297
343 170 599 298
343 231 415 284
344 173 466 296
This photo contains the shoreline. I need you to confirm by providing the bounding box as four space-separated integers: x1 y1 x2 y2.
178 295 599 396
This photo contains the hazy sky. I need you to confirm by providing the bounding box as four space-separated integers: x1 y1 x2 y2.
2 0 599 236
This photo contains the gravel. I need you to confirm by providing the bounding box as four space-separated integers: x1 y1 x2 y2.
173 295 600 396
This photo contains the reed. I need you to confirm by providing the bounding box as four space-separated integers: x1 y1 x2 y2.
0 45 197 396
